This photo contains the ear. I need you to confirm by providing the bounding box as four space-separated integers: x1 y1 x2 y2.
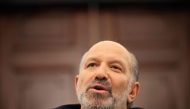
75 75 79 92
127 82 140 103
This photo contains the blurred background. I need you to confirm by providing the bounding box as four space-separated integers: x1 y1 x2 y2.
0 0 190 109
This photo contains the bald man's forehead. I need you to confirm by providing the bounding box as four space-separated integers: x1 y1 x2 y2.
89 41 130 56
89 41 127 51
86 41 132 66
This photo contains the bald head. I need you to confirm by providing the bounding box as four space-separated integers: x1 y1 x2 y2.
89 41 130 55
79 41 139 82
76 41 139 109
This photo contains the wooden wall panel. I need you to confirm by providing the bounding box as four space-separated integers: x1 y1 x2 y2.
0 6 189 109
114 11 185 109
99 8 189 109
13 10 76 53
16 67 76 109
0 16 19 109
0 9 87 109
137 73 179 109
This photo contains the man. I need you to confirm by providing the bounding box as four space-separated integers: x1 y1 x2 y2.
55 41 143 109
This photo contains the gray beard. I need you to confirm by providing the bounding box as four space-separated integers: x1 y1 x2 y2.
79 90 114 109
77 79 130 109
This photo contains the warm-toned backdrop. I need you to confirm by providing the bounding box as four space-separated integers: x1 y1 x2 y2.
0 1 190 109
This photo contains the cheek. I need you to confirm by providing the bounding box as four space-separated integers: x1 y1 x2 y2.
78 72 95 91
110 74 130 94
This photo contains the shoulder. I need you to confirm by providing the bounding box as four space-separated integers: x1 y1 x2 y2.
54 104 81 109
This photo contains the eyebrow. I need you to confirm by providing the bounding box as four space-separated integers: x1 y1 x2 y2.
109 59 126 69
110 59 125 65
85 57 126 67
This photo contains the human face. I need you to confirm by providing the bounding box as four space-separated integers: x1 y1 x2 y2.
75 41 133 109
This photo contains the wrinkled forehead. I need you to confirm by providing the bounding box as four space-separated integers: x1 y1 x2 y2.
87 41 132 63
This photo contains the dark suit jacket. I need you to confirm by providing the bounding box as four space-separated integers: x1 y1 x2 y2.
54 104 144 109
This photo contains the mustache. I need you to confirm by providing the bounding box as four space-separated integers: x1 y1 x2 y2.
86 78 112 93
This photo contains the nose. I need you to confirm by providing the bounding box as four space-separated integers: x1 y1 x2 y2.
94 64 108 81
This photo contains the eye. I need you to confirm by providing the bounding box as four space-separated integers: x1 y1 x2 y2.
111 65 122 71
87 63 97 68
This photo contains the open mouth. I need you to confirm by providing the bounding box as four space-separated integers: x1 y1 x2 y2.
90 84 108 92
94 86 106 90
